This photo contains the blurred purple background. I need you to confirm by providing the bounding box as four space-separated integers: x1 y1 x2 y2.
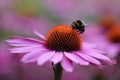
0 0 120 80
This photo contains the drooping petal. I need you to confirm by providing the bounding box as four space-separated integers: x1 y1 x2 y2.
11 36 42 43
7 43 33 47
64 52 80 64
106 45 120 58
37 51 55 65
64 52 89 65
77 56 89 65
61 56 73 72
82 48 111 62
21 49 48 63
91 49 106 54
82 42 97 48
6 39 28 44
6 36 44 48
9 45 42 53
34 30 46 40
77 52 101 65
50 52 63 64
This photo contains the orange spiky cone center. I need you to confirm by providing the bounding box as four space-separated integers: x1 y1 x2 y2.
45 25 82 52
106 25 120 43
98 15 117 30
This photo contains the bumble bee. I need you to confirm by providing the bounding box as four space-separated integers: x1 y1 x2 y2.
71 20 86 33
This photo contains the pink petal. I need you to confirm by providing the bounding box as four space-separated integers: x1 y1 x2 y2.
37 51 55 65
7 40 43 47
9 45 42 53
61 56 73 72
50 52 63 64
91 49 106 54
21 49 48 63
34 30 46 40
82 42 97 48
64 52 80 64
64 52 89 65
11 36 42 43
6 39 29 44
6 36 42 46
77 57 89 65
7 43 33 47
77 52 101 65
82 48 111 61
106 45 120 58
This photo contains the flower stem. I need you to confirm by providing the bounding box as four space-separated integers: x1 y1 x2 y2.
53 63 63 80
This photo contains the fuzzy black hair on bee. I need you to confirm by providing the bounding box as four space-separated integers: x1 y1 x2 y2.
71 20 85 33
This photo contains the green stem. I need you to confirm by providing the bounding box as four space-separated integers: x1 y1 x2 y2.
53 63 63 80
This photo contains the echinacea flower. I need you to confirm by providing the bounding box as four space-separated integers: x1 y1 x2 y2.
106 25 120 43
98 15 117 30
105 25 120 57
6 25 115 72
82 24 120 58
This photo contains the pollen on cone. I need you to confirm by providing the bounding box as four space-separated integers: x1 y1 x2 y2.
45 25 82 52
